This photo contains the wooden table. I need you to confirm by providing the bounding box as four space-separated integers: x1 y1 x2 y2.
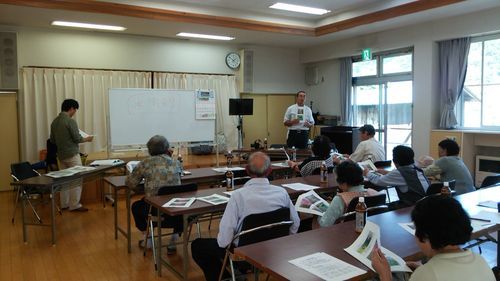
234 186 500 281
232 148 312 162
104 163 299 253
11 164 125 245
144 174 338 280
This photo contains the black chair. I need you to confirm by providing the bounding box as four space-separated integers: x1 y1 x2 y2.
45 139 59 172
336 193 388 223
11 162 42 224
425 180 456 196
218 207 293 281
144 183 198 270
480 175 500 189
374 160 392 168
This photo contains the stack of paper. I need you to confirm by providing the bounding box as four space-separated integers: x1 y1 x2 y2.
163 198 195 208
46 166 96 178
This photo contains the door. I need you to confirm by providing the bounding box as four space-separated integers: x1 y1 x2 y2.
241 94 267 149
267 95 295 146
0 93 19 191
353 81 413 159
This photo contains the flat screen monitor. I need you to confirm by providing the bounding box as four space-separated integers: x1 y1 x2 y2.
229 98 253 116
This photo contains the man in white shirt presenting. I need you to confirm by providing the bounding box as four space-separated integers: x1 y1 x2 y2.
283 91 314 149
335 124 385 163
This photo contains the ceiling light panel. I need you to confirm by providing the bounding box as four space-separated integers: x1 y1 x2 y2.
269 2 331 15
176 32 235 40
51 21 126 31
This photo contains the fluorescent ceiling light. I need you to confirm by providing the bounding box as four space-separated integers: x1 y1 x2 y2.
51 21 126 31
176 32 234 41
269 2 330 15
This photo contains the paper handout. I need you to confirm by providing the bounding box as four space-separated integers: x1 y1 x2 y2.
79 129 93 138
163 197 195 208
45 165 96 178
212 167 245 173
294 190 330 216
282 183 319 191
197 194 230 205
126 161 140 173
358 159 377 171
90 159 124 166
289 252 366 281
398 222 416 235
345 221 411 272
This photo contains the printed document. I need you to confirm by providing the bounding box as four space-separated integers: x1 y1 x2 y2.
345 221 411 272
212 167 245 173
289 252 366 281
79 129 93 138
90 159 124 166
46 165 96 178
398 222 416 235
272 162 289 168
163 197 195 208
197 194 230 205
282 183 319 191
295 190 330 216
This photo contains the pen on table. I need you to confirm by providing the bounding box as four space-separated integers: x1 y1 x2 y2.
470 217 491 222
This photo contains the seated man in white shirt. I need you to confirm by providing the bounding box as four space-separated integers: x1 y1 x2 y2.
191 152 300 281
334 124 385 164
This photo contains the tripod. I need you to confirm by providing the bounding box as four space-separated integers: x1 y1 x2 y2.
236 115 243 150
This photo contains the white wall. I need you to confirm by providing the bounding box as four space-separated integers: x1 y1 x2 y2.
305 59 340 115
0 25 305 93
300 7 500 157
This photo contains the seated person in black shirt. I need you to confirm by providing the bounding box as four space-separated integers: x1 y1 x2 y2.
287 135 334 177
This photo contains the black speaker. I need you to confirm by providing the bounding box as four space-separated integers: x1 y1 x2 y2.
0 32 18 90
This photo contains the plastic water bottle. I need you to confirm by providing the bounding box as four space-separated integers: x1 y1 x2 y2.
178 154 184 176
291 146 297 162
264 138 268 150
441 181 451 197
355 197 367 233
226 151 233 168
225 169 234 191
320 161 328 183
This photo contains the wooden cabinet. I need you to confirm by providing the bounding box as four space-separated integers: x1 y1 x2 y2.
241 94 295 148
429 129 500 177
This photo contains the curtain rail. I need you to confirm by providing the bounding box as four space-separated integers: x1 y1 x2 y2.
23 66 235 77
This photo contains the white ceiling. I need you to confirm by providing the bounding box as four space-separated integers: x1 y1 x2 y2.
0 0 499 48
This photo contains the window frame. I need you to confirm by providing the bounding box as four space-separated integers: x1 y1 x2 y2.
457 33 500 130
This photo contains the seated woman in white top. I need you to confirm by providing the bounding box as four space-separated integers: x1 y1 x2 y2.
371 195 495 281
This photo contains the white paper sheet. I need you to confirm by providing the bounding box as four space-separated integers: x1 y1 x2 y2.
79 129 90 138
477 200 498 209
282 183 319 191
272 162 290 168
212 167 245 173
162 197 195 208
345 221 411 272
126 161 140 173
90 159 124 166
223 191 234 196
398 222 416 235
45 165 96 178
470 210 500 225
289 252 366 281
197 194 230 205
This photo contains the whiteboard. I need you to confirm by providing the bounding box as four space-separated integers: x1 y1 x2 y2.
108 88 215 149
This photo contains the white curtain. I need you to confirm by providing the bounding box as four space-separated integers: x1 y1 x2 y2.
153 72 239 150
20 67 151 162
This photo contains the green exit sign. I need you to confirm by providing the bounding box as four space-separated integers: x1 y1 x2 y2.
362 48 372 61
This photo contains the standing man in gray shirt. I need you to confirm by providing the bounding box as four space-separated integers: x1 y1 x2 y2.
50 99 93 212
283 91 314 149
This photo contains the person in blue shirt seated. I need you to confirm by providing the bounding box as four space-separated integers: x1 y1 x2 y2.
372 195 495 281
365 145 429 208
287 135 334 177
423 139 475 195
318 161 380 227
191 152 300 281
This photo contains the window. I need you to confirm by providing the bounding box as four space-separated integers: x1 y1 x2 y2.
459 36 500 128
351 49 413 159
